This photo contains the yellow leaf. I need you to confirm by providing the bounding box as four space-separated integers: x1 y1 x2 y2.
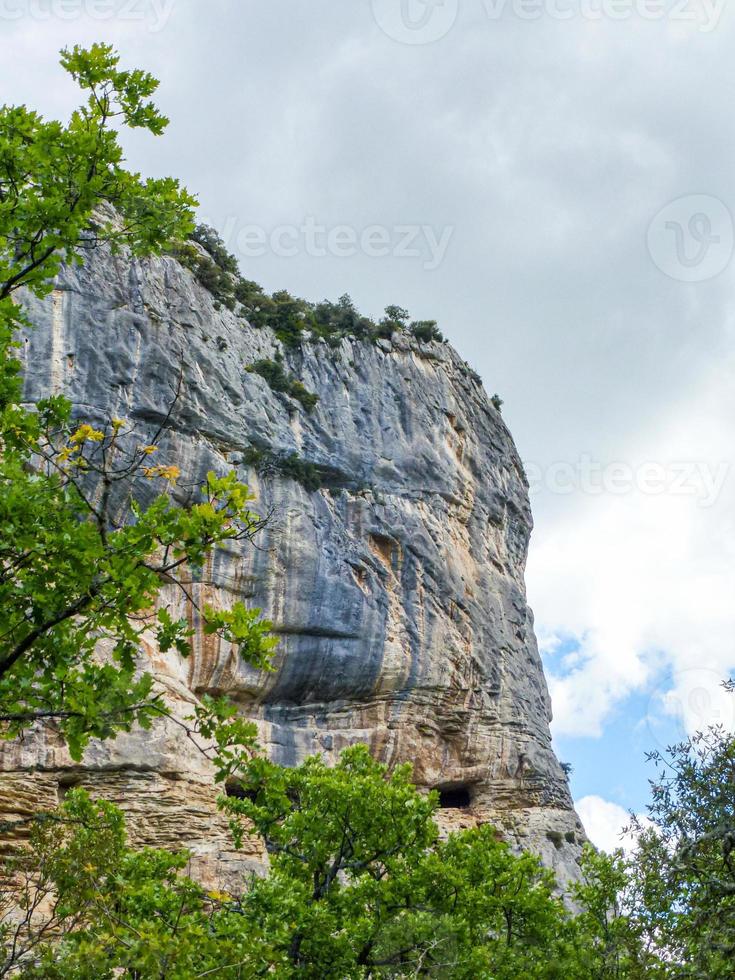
70 423 104 444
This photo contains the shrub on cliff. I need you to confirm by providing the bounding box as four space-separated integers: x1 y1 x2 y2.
170 222 453 355
247 358 319 411
410 319 444 343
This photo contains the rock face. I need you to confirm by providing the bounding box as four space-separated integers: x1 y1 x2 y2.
3 243 585 890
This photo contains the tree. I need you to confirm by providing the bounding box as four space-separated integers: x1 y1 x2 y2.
409 320 443 343
3 750 585 979
0 789 282 978
383 305 409 327
569 681 735 979
626 703 735 978
0 44 275 759
570 847 665 979
222 746 577 978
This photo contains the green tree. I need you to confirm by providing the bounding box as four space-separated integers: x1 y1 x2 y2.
383 305 409 327
0 789 283 978
570 846 665 979
223 746 577 978
0 44 275 759
569 682 735 979
626 701 735 978
409 320 443 343
3 750 586 979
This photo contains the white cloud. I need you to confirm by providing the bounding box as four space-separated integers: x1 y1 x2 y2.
576 795 647 854
527 350 735 738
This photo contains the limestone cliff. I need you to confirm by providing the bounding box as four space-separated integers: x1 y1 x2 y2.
1 243 585 890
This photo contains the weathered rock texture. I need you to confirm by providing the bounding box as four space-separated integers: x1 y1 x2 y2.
3 244 584 890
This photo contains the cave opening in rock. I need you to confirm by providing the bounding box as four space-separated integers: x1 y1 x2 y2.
225 781 257 803
437 786 472 809
57 774 82 804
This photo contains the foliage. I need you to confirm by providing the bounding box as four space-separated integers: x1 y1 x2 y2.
409 320 444 343
241 445 354 494
7 714 735 977
0 43 195 300
247 358 319 412
0 45 275 758
221 745 577 978
0 789 281 979
169 234 239 311
568 685 735 979
191 223 239 275
383 305 409 327
570 847 665 979
3 752 585 979
0 411 276 758
624 712 735 978
171 225 449 353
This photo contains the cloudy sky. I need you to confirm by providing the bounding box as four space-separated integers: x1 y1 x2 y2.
3 0 734 851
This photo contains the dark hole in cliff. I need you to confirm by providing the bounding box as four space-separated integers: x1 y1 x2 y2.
438 786 471 809
225 781 258 803
57 774 82 803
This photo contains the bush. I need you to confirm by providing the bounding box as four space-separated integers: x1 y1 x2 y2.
174 227 462 359
289 380 319 412
247 358 291 394
240 445 357 494
247 359 319 412
410 319 444 343
277 452 323 491
373 319 395 340
191 223 239 275
168 241 237 310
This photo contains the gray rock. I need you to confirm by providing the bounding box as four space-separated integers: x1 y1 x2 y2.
4 243 585 891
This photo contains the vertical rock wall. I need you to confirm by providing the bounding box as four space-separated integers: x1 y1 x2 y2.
1 245 584 890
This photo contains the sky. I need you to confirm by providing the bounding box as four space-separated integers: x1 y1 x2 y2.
2 0 734 853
